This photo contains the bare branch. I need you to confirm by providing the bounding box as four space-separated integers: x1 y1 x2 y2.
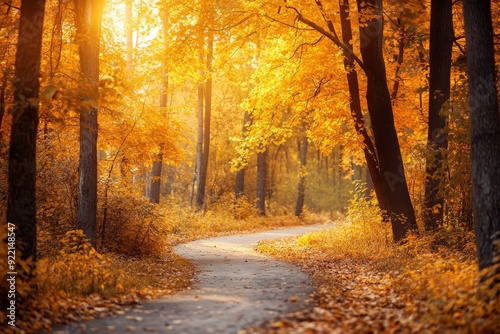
210 14 254 32
261 13 316 31
285 5 369 75
290 36 324 60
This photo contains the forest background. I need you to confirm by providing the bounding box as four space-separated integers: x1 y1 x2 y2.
0 0 500 332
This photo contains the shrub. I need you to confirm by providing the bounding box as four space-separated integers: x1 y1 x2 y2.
37 230 123 296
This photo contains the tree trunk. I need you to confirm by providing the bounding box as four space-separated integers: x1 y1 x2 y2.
295 135 308 217
7 0 46 262
256 150 267 216
0 79 6 143
75 0 104 248
194 67 204 205
149 71 168 204
356 0 417 242
196 33 213 211
339 0 389 214
463 0 500 270
150 152 163 204
235 111 250 199
423 0 453 231
390 24 405 103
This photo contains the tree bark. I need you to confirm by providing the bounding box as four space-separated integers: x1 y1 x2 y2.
339 0 389 213
356 0 417 242
295 135 308 217
390 24 405 103
196 33 213 211
149 152 163 204
423 0 453 231
235 111 250 199
194 78 203 207
256 150 267 216
463 0 500 270
149 71 168 204
75 0 104 247
7 0 46 262
0 77 6 142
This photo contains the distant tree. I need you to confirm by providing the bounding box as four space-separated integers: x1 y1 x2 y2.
150 151 163 203
424 0 453 231
295 133 308 217
74 0 104 247
7 0 46 261
462 0 500 270
196 32 213 211
235 111 250 200
256 149 267 216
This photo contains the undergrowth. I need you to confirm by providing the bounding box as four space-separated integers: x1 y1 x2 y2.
255 184 499 333
1 193 323 334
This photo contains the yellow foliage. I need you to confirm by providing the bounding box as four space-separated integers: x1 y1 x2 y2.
256 188 499 333
37 230 123 296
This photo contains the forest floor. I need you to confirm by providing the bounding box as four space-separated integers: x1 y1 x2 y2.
51 225 329 334
3 208 499 333
45 221 499 334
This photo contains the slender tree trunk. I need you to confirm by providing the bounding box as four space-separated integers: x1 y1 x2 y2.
339 0 389 213
149 152 163 204
463 0 500 270
356 0 417 242
196 33 213 211
423 0 453 231
75 0 104 247
390 24 405 103
295 135 308 217
149 71 168 204
194 78 203 207
256 149 267 216
235 111 250 199
7 0 46 262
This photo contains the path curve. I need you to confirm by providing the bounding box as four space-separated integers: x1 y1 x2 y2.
55 225 328 334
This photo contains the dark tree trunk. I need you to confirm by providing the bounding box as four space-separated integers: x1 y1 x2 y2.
194 78 204 207
463 0 500 270
235 111 250 199
390 24 405 103
256 150 267 216
423 0 453 231
7 0 46 262
75 0 104 247
356 0 417 242
0 81 6 143
295 135 308 217
339 0 389 213
150 153 163 204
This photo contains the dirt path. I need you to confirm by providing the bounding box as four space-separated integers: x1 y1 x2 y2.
54 225 328 334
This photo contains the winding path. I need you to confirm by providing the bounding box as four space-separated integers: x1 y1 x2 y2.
55 225 327 334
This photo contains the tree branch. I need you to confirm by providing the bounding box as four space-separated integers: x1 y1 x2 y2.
262 13 316 31
290 36 324 60
285 5 369 75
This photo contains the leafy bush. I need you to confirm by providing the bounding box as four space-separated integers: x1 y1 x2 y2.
37 230 123 296
98 190 168 257
295 181 392 261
